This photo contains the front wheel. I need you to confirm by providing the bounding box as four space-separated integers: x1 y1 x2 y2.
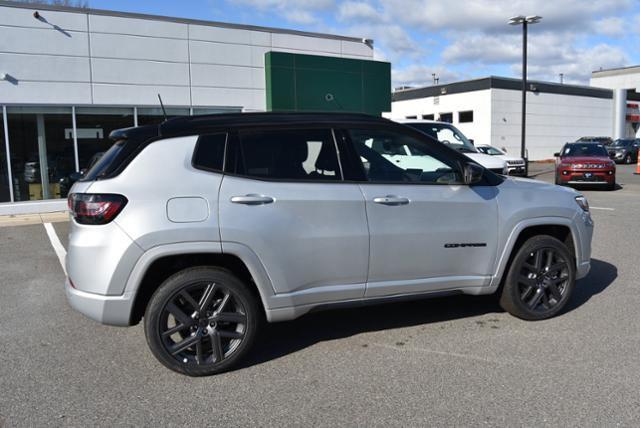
144 267 261 376
624 154 632 164
499 235 575 320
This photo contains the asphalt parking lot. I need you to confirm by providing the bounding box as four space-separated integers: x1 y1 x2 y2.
1 164 640 426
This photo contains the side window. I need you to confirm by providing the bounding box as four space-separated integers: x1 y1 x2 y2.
236 128 341 181
347 128 462 184
192 133 227 172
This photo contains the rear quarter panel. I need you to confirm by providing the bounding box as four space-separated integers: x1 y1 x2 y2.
86 136 223 252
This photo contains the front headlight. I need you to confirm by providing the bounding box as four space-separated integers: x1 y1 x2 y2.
575 195 589 213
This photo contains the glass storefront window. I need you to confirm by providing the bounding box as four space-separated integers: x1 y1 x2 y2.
74 107 134 174
0 110 10 203
6 107 74 201
137 107 190 126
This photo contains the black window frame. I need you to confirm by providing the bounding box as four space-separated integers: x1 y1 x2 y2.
337 123 502 187
224 125 348 183
191 132 229 174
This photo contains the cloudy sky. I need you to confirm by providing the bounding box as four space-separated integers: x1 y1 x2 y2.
92 0 640 88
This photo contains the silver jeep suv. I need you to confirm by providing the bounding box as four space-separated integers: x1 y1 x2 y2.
65 113 593 376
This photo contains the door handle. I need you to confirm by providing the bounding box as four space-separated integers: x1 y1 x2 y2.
372 195 410 206
230 194 275 205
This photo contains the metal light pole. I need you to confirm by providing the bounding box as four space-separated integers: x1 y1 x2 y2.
509 15 542 175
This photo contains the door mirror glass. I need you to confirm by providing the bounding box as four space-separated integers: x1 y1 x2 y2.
464 163 484 185
553 152 560 157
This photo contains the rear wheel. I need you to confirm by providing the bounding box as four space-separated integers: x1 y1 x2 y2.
144 267 260 376
499 235 575 320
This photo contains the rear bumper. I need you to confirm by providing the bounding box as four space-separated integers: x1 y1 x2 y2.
65 277 134 326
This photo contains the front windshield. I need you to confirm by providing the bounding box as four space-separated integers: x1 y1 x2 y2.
612 140 631 147
406 123 477 153
563 144 608 157
480 146 504 156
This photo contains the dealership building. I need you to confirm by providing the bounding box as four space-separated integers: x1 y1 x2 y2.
0 0 390 214
389 74 640 161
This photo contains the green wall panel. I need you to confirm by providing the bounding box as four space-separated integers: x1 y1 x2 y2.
265 52 391 116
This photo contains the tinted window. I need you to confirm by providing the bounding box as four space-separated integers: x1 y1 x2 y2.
236 129 340 181
563 144 608 157
193 134 227 172
83 140 125 181
348 129 462 184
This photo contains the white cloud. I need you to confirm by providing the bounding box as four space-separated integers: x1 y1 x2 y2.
222 0 637 85
284 10 317 25
381 0 634 33
593 17 626 37
523 43 628 83
338 1 383 22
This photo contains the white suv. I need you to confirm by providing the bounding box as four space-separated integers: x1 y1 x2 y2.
397 119 509 175
65 113 593 376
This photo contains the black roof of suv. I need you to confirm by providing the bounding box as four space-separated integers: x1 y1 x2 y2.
110 112 392 142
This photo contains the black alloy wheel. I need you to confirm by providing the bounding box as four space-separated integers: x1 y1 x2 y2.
145 267 260 376
500 235 576 320
516 248 570 314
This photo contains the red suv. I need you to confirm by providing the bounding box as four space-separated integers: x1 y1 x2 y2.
555 142 616 190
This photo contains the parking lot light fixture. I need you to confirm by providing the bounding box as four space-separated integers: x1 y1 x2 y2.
508 14 542 175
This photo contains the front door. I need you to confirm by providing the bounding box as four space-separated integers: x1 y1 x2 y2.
219 127 369 307
343 127 500 298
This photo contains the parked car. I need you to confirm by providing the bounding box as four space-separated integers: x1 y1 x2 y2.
607 139 639 164
475 145 526 176
66 113 593 376
555 142 616 190
396 119 508 175
577 136 613 146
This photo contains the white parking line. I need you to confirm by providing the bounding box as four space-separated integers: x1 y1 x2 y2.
590 207 615 211
43 222 67 275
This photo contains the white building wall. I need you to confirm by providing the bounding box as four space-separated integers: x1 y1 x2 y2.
491 89 613 160
387 90 492 147
591 70 640 139
0 4 374 111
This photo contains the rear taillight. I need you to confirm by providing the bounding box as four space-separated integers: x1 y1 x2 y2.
68 193 128 225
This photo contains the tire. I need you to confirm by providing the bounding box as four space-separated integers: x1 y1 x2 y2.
607 181 616 191
499 235 575 321
144 266 261 376
554 172 562 185
624 154 632 164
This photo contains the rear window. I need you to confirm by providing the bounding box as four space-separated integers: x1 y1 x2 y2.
192 134 227 172
82 140 126 181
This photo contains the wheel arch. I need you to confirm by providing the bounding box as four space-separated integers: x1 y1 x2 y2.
491 218 579 289
126 242 275 325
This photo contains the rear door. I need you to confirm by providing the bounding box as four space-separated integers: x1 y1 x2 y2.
218 127 369 307
340 126 499 298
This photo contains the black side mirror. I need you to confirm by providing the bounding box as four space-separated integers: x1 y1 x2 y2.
553 152 560 157
464 163 484 185
469 139 474 145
